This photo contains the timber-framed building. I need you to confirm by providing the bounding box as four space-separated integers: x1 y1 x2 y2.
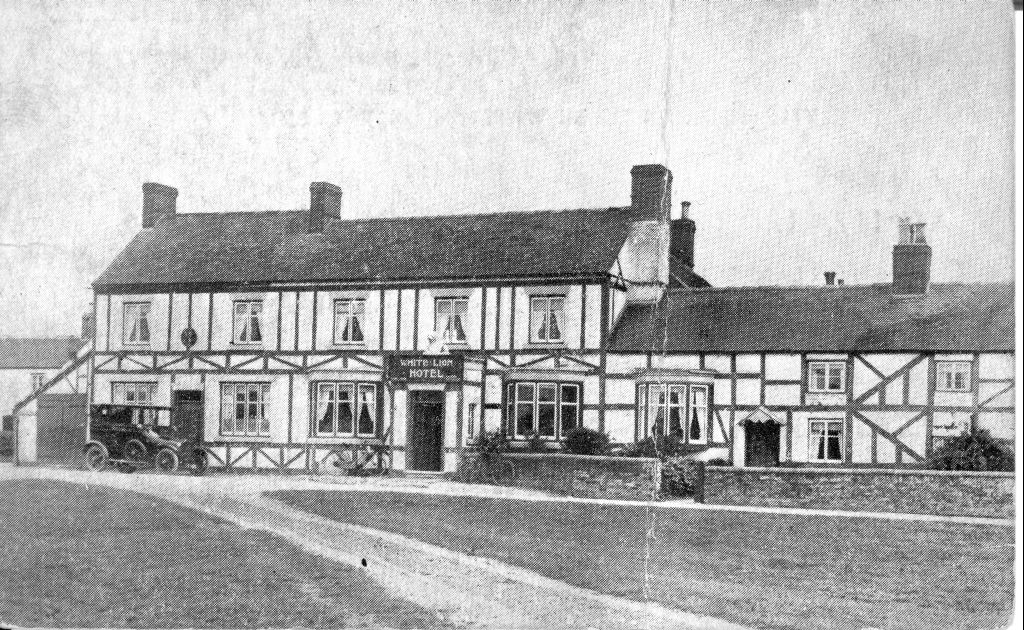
86 165 1014 473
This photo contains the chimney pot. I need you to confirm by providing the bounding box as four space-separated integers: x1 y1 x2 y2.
142 182 178 228
630 164 672 221
824 271 836 285
893 219 932 294
309 181 342 232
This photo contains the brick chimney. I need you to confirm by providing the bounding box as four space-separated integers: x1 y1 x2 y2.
669 200 696 268
309 181 342 232
824 271 836 286
142 183 178 228
893 218 931 294
81 312 95 340
630 164 672 221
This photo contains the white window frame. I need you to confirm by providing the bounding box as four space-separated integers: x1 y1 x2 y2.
505 381 580 440
232 300 264 345
112 382 163 425
220 382 271 438
312 381 378 438
936 361 971 392
807 361 846 393
333 299 366 345
435 297 469 345
529 295 566 344
809 419 844 463
466 402 478 441
639 383 710 443
122 302 152 345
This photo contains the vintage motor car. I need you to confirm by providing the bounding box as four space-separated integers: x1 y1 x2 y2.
83 403 209 475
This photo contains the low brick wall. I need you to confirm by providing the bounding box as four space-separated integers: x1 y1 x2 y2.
704 466 1013 519
459 452 661 501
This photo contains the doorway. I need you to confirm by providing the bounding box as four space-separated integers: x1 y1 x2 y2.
172 390 204 442
408 390 444 472
744 422 781 467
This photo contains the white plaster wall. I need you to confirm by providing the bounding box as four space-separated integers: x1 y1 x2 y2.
585 284 605 349
606 354 646 374
398 289 416 350
651 354 700 370
1 368 62 417
704 355 731 373
605 409 635 443
979 353 1013 379
381 290 399 351
764 354 801 380
735 354 762 373
107 293 169 352
977 412 1014 440
605 378 636 405
735 378 760 406
764 384 800 406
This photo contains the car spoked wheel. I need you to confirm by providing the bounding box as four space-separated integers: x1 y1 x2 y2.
84 444 108 471
123 439 147 464
155 448 179 473
191 450 209 476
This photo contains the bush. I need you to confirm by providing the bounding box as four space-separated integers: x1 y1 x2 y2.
473 430 510 458
662 456 705 498
519 431 548 453
926 428 1014 472
616 435 708 460
563 427 611 456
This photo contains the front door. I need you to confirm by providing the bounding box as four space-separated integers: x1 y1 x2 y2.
744 422 780 467
408 390 444 471
172 390 204 443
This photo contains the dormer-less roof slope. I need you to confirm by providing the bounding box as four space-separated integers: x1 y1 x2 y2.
93 208 636 291
609 283 1014 353
0 337 85 369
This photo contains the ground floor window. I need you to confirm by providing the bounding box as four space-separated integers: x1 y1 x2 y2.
638 383 710 443
809 419 843 462
505 381 579 440
220 383 271 437
112 381 162 425
313 382 378 438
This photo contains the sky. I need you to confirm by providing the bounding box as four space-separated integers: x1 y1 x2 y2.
0 0 1016 338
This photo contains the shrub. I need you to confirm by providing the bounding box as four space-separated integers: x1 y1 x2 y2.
563 426 611 456
926 428 1014 472
473 430 510 458
616 434 705 459
661 456 705 498
706 457 731 467
519 431 548 453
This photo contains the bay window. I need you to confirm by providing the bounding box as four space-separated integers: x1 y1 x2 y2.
505 381 579 440
313 382 378 438
638 383 710 443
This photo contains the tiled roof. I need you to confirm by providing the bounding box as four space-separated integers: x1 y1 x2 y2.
94 208 637 290
0 337 85 369
609 283 1014 353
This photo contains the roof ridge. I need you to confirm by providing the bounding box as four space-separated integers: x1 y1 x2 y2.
173 206 629 223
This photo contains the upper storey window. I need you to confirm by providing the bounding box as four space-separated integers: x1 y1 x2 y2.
436 297 469 344
123 302 151 345
334 299 366 345
233 301 264 345
936 361 971 392
530 296 565 343
808 361 845 393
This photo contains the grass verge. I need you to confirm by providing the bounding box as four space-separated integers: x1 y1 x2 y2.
0 479 448 628
272 489 1013 630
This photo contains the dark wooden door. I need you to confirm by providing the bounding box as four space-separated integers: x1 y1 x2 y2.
745 423 780 467
172 390 204 444
37 393 87 464
409 390 444 472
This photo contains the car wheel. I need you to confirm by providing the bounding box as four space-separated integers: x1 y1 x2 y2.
155 448 179 473
84 444 108 472
123 439 147 464
191 450 209 476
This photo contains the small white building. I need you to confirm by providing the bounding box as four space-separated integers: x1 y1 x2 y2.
83 165 1013 474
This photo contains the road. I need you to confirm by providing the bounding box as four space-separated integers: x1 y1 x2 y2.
0 464 747 630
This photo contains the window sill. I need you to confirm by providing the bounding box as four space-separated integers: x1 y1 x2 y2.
807 389 846 395
307 436 384 443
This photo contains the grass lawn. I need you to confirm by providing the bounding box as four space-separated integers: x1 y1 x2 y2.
273 490 1014 630
0 480 448 629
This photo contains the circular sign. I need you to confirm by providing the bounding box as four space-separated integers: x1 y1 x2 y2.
180 327 198 348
